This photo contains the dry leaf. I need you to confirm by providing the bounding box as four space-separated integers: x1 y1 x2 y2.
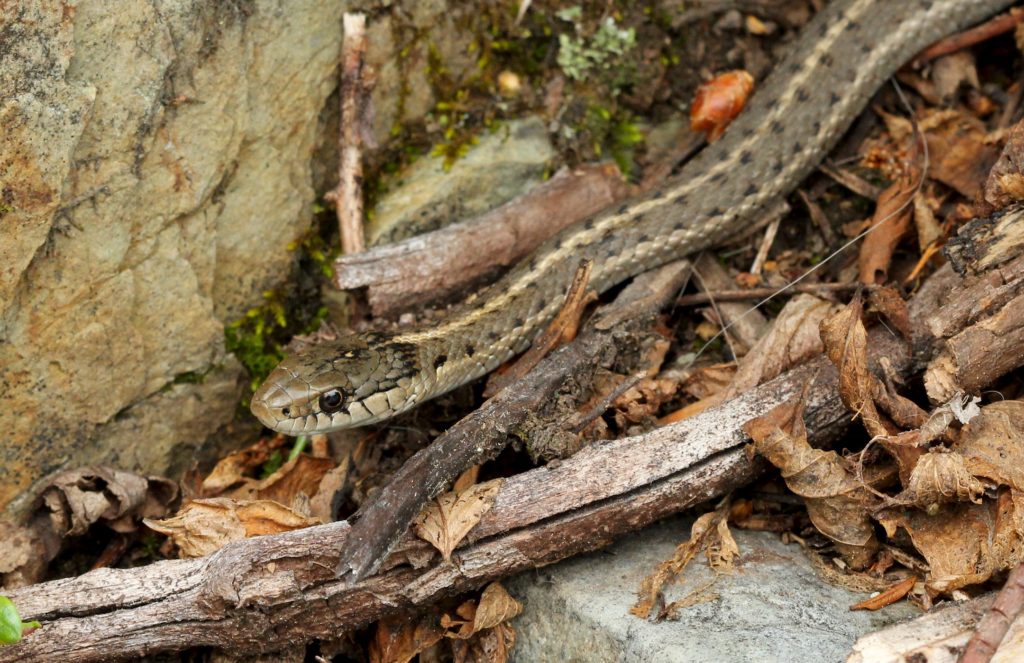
441 583 521 663
867 286 911 340
930 51 979 102
227 454 335 505
308 455 351 522
984 120 1024 211
450 623 517 663
680 363 736 401
453 466 481 494
958 400 1024 491
369 615 444 663
631 499 735 619
913 191 943 251
894 450 986 508
613 377 678 426
724 294 840 398
40 466 178 536
414 479 503 561
690 70 754 142
471 583 523 634
878 489 1024 595
746 398 880 569
201 435 287 494
849 576 917 611
819 295 888 439
859 172 917 285
923 110 999 199
145 498 321 558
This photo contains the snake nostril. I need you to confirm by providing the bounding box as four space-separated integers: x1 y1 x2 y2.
281 407 291 417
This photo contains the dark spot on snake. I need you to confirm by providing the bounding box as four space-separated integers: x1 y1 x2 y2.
861 42 873 55
796 87 809 103
817 21 828 37
584 218 594 230
812 121 821 134
652 189 664 199
793 141 803 154
788 61 801 74
742 127 755 138
820 53 833 67
710 172 726 184
770 120 783 134
830 92 841 105
434 354 448 369
638 233 650 242
845 20 860 31
465 345 475 357
674 195 687 206
744 184 758 197
528 257 538 271
617 204 628 215
525 280 538 289
487 331 499 341
513 318 524 328
739 150 752 165
554 236 562 249
772 160 784 174
707 207 723 218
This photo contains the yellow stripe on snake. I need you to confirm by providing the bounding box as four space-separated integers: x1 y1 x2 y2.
252 0 1013 435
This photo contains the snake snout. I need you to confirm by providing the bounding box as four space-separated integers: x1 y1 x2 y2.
250 380 297 430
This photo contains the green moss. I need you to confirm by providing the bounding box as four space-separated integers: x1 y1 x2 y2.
225 232 333 400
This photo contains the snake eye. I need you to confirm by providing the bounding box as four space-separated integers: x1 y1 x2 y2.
319 389 345 413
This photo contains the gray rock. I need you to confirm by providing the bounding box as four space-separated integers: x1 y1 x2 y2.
0 0 479 518
367 117 556 245
508 517 918 663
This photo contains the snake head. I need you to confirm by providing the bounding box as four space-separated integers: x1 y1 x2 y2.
250 332 424 435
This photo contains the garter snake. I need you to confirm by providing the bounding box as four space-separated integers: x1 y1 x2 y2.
252 0 1012 435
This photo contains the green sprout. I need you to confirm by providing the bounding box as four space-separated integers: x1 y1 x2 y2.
0 596 40 645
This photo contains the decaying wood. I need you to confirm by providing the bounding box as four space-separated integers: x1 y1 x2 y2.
2 328 908 663
961 563 1024 663
847 593 1024 663
333 164 628 316
945 204 1024 276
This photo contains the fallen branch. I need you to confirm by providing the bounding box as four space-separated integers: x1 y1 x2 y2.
960 563 1024 663
676 281 860 306
2 329 906 663
331 13 371 255
848 593 1024 663
333 164 628 316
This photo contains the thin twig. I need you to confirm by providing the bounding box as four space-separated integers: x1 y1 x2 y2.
916 7 1024 64
676 282 860 306
749 216 781 276
335 13 370 255
959 562 1024 663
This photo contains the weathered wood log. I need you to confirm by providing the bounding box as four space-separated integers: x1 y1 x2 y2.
333 164 628 316
3 330 902 662
848 593 1024 663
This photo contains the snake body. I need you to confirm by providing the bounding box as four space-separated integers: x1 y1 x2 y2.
252 0 1012 435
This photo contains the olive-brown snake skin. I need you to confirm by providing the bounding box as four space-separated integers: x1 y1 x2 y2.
252 0 1013 435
